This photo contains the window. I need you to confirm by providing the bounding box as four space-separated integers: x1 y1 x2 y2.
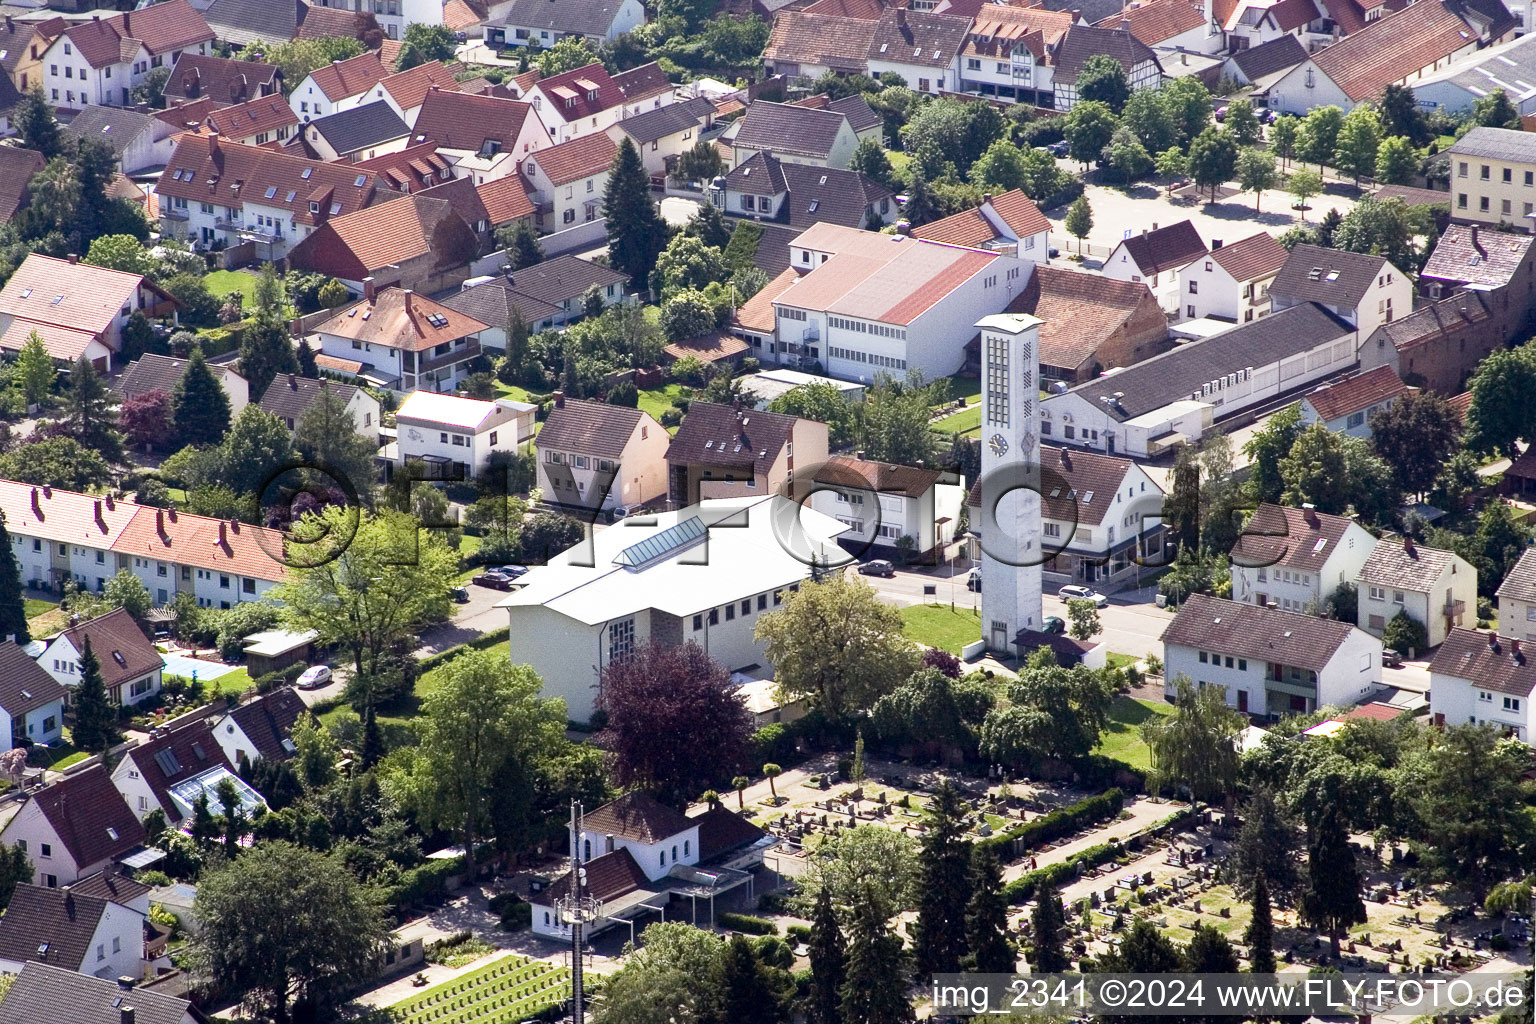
693 614 703 630
1505 696 1521 712
758 594 767 610
1369 586 1385 600
1188 281 1198 294
1480 690 1494 702
220 575 231 589
1482 164 1491 179
609 617 635 662
709 608 719 625
1482 196 1491 212
39 843 50 858
1505 167 1513 183
726 604 735 621
1458 193 1468 209
489 431 498 445
1199 651 1208 663
1393 590 1404 604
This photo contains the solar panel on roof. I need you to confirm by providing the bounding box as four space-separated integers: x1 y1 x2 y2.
614 516 706 568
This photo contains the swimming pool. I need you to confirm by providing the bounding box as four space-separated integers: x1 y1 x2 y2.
159 653 239 681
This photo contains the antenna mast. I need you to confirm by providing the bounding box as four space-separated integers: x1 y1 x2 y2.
557 801 600 1024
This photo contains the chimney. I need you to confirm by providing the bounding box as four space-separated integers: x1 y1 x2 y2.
896 7 907 26
121 1008 135 1024
3 16 11 30
1471 223 1485 257
105 494 114 510
155 509 165 535
288 373 297 389
553 390 565 409
1302 502 1318 527
982 193 992 205
1489 631 1501 652
1514 638 1524 662
363 276 376 302
66 254 78 265
855 450 866 460
121 11 129 34
207 131 219 156
117 977 135 992
62 886 74 919
30 487 39 516
218 522 227 545
1404 534 1416 557
605 833 615 853
895 220 911 236
1120 18 1131 31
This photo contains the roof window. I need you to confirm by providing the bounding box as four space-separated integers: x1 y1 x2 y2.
301 167 313 179
329 202 341 214
426 312 448 328
354 174 366 186
264 186 276 198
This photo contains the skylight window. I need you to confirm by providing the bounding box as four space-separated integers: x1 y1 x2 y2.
426 312 448 328
1082 490 1094 503
330 202 341 214
808 200 819 212
354 174 366 186
615 516 707 568
50 295 63 305
107 827 118 840
1325 270 1339 282
18 289 29 298
153 749 182 775
286 190 296 202
264 186 277 198
301 167 313 179
112 651 126 667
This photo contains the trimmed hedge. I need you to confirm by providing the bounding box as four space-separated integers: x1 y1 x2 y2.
1001 841 1125 906
979 788 1124 854
718 912 778 935
388 856 463 910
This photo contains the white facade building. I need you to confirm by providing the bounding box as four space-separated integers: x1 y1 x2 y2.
1429 629 1536 740
1229 503 1378 613
1175 232 1288 324
394 391 536 480
1356 537 1476 650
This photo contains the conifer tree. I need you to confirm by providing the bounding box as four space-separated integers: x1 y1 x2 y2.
172 347 232 447
841 897 914 1024
963 843 1013 974
64 356 123 463
1245 872 1276 974
0 511 30 644
1029 879 1069 972
913 782 973 976
718 933 791 1024
71 636 119 753
296 337 318 378
603 138 669 288
807 885 845 1024
1298 807 1366 958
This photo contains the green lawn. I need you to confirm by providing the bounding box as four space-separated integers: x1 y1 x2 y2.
23 598 56 619
1094 696 1173 770
392 952 570 1024
900 603 981 654
940 374 981 403
638 382 689 428
318 637 514 731
202 269 256 298
1105 651 1140 670
931 403 982 437
493 381 538 403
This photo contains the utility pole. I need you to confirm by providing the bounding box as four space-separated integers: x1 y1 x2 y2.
557 801 600 1024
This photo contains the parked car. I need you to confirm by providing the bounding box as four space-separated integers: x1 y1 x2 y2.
1214 104 1228 122
494 564 529 578
1042 616 1066 635
296 666 332 690
858 559 896 578
1046 140 1070 157
1382 648 1404 667
967 568 981 592
448 585 470 603
472 570 515 590
1059 584 1108 607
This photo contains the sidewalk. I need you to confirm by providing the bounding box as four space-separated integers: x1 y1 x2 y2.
999 796 1187 884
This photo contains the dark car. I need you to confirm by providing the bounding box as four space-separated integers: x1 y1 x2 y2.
1042 616 1066 635
472 571 514 590
494 564 529 578
1047 140 1070 157
858 559 896 578
966 569 981 592
448 585 470 603
1382 648 1404 667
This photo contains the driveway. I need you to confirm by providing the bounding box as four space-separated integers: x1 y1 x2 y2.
414 581 509 658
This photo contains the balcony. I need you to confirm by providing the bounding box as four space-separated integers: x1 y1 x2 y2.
160 207 188 221
417 339 481 373
801 325 819 342
1443 598 1467 620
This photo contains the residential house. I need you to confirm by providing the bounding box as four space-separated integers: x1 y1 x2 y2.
910 189 1052 258
1217 35 1308 99
1162 593 1383 716
526 62 627 144
416 174 534 252
956 5 1076 105
1040 302 1359 457
812 454 964 560
1051 24 1164 110
115 352 249 416
1003 265 1168 384
1414 32 1536 115
0 642 67 747
612 62 676 117
0 884 144 981
163 52 281 107
1268 0 1515 115
203 0 379 46
485 0 645 50
1298 364 1408 437
110 719 264 823
440 276 561 345
500 495 848 721
1229 502 1378 612
0 16 66 96
257 373 380 438
1495 547 1536 642
607 98 714 178
1220 0 1317 54
768 223 1033 379
1360 289 1502 392
352 141 457 194
536 395 670 513
213 687 315 765
0 72 18 137
1445 128 1536 230
198 94 300 147
1429 628 1536 738
1357 535 1476 649
363 61 461 126
61 105 177 175
297 3 386 42
519 132 616 233
789 93 883 146
0 765 145 888
0 254 178 371
1096 0 1222 53
113 504 288 608
1175 231 1288 324
286 193 480 295
716 152 898 231
311 283 490 394
865 9 971 94
154 134 389 258
1269 243 1412 338
0 148 44 223
1420 222 1536 300
1103 220 1208 314
665 401 830 505
762 11 879 83
39 609 162 707
0 962 197 1024
2 481 140 593
410 89 553 183
395 391 535 480
39 0 214 111
725 101 863 169
466 256 629 338
288 50 388 121
298 100 410 162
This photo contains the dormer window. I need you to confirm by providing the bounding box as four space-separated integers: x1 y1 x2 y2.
309 201 319 213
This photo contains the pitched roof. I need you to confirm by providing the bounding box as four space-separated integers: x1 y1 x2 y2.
1115 220 1207 276
114 352 242 404
61 105 159 160
0 255 165 353
825 94 882 133
57 609 160 691
1161 593 1362 670
1303 364 1407 422
0 148 44 222
1096 0 1206 44
1210 232 1288 282
439 277 561 329
1229 33 1308 81
1267 0 1320 32
1310 0 1511 101
476 174 536 224
530 847 649 906
0 480 139 550
411 89 539 152
1050 301 1356 421
911 190 1050 247
222 686 313 761
763 11 878 71
114 504 288 583
495 0 634 35
443 0 487 30
1430 628 1536 694
963 4 1075 61
1272 243 1392 307
201 93 299 141
60 0 213 68
306 50 388 101
734 267 800 333
612 62 673 103
1054 23 1164 79
667 401 800 474
1371 288 1494 353
614 98 712 145
867 9 971 67
351 140 455 192
164 52 280 106
257 374 361 425
204 0 299 45
1358 537 1460 590
499 255 628 307
1035 445 1144 526
815 455 943 498
690 805 768 861
1230 502 1365 572
1421 222 1535 287
379 61 460 112
1009 265 1164 374
296 1 379 39
523 131 616 186
306 100 409 155
23 765 144 871
122 720 236 822
732 101 850 160
0 17 62 81
663 331 750 363
313 286 489 351
397 390 511 430
582 791 693 844
285 194 477 280
1447 124 1536 161
537 399 648 459
723 152 895 229
69 867 151 906
0 884 114 971
1496 546 1536 602
533 62 624 124
0 641 67 718
0 962 192 1024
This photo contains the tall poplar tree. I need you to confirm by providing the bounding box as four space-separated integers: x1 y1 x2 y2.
0 511 29 644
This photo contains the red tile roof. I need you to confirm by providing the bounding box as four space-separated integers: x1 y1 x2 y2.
1302 364 1407 422
351 140 455 192
61 0 214 69
164 53 279 106
114 504 288 583
963 4 1074 60
376 37 404 70
477 174 536 224
380 61 460 112
285 194 479 282
0 254 168 348
306 50 388 101
533 62 624 124
411 89 540 152
25 765 144 870
583 791 692 843
1095 0 1206 44
815 455 943 498
1209 231 1288 282
202 94 299 140
0 148 43 222
1429 628 1536 695
121 719 236 822
443 0 487 29
522 131 616 186
1009 265 1164 374
296 2 380 40
223 687 313 761
611 61 672 103
312 286 489 352
911 189 1049 246
1311 0 1500 101
734 267 801 333
531 847 649 906
1345 701 1406 721
156 135 384 230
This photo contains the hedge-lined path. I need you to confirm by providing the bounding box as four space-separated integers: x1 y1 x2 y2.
999 796 1188 884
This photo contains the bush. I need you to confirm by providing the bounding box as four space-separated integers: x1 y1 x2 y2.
1383 611 1428 654
488 891 532 931
752 722 795 766
786 924 812 943
979 788 1124 853
718 912 778 935
388 856 463 910
1000 841 1124 905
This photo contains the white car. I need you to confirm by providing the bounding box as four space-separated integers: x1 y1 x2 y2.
295 666 333 690
1058 585 1109 608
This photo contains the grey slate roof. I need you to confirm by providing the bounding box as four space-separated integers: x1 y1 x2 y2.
748 223 801 279
1055 24 1164 78
724 152 895 229
615 97 712 145
0 884 114 971
1430 628 1536 695
0 962 192 1024
1116 220 1206 275
257 374 362 427
494 0 633 35
1230 34 1308 82
1446 124 1536 162
867 9 972 69
1272 243 1392 308
306 100 409 154
499 255 627 308
1420 222 1535 287
441 278 562 329
1161 593 1360 671
114 353 242 403
1051 301 1356 422
62 105 158 161
0 641 67 719
733 101 848 160
1358 538 1458 590
1495 546 1536 602
825 94 880 133
204 0 300 46
537 399 647 459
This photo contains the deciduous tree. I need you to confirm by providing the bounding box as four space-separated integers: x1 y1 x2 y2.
1143 676 1243 803
397 23 456 69
1077 54 1130 111
120 389 174 449
217 404 295 497
1063 100 1117 166
1270 114 1299 172
1465 341 1536 456
1237 147 1276 211
14 331 55 409
1379 84 1431 146
1224 98 1261 145
1065 195 1092 254
1297 105 1344 172
0 437 110 492
1374 135 1418 186
1188 127 1238 201
1368 389 1460 498
1333 103 1382 184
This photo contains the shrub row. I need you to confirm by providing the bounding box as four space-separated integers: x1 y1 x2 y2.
718 912 778 935
418 627 512 675
387 856 463 910
1000 841 1125 906
978 788 1124 854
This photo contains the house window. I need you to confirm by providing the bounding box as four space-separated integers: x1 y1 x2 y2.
39 843 50 858
1505 696 1521 712
609 617 635 662
220 575 230 589
1188 281 1198 294
1481 690 1494 702
1393 590 1404 603
693 614 703 630
1482 164 1491 179
489 431 498 445
726 604 735 621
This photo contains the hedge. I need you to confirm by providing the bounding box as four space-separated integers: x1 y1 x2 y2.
718 912 778 935
388 856 463 910
1000 841 1125 906
418 627 512 675
979 788 1124 854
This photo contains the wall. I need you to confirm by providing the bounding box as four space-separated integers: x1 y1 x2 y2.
82 901 145 981
0 801 83 886
1430 667 1535 741
1449 151 1536 230
1498 594 1536 642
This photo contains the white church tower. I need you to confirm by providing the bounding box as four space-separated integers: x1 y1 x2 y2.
976 312 1044 654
